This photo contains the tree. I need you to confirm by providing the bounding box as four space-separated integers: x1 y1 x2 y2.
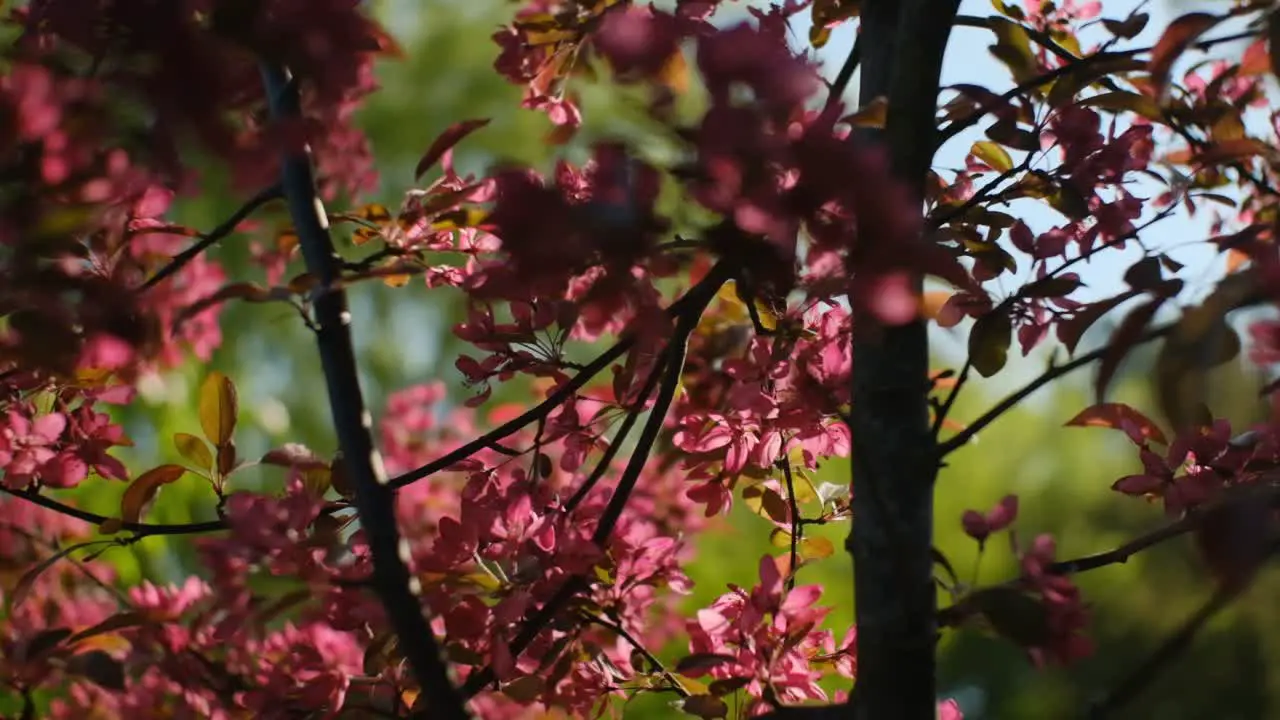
1 0 1278 718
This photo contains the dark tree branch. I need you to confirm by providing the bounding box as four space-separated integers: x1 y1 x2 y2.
779 459 802 592
388 285 712 491
0 486 228 535
825 31 861 113
258 63 469 719
459 262 730 699
937 322 1173 457
1088 579 1246 718
564 352 670 513
140 183 283 291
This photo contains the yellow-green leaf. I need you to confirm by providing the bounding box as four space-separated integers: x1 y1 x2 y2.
173 433 213 470
988 17 1038 84
800 536 836 561
1078 91 1164 122
198 372 238 447
971 140 1014 172
120 464 187 524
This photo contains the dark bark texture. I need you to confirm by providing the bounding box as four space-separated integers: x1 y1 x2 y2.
260 64 471 719
847 2 959 719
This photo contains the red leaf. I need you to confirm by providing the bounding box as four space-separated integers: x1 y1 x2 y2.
414 119 490 180
1149 13 1222 101
1055 289 1141 354
1065 403 1168 445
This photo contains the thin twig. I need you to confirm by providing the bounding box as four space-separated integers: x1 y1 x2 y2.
931 359 971 438
388 272 719 490
1046 514 1198 576
140 184 283 291
780 460 802 592
564 352 670 513
938 323 1170 456
582 612 690 697
1 486 228 535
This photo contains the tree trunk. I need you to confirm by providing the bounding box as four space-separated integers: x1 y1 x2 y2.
847 3 959 719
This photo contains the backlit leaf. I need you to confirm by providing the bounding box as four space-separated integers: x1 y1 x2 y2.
1079 91 1164 122
120 464 188 524
799 536 835 561
1149 13 1222 101
971 140 1014 172
1065 403 1168 445
198 372 238 447
988 17 1038 84
173 433 213 470
414 119 490 180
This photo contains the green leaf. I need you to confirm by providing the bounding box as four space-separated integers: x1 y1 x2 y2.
988 17 1038 84
968 310 1013 377
173 433 213 470
969 586 1052 647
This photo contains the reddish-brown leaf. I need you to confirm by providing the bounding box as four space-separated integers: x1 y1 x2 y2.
1065 403 1168 445
120 464 188 524
1055 289 1142 354
676 653 737 674
261 443 326 469
414 119 490 180
1149 13 1222 101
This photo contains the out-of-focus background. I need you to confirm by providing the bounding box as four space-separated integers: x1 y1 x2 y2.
58 0 1279 717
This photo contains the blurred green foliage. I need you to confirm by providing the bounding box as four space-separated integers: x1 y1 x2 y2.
47 2 1279 718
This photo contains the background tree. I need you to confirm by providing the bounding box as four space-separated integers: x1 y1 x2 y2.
1 1 1279 719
